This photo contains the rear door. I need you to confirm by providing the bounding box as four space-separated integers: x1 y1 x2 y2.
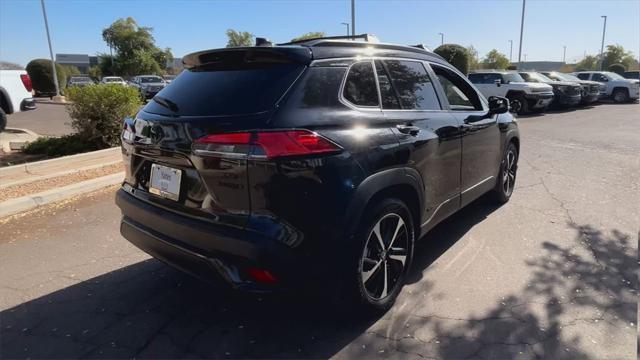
375 59 462 228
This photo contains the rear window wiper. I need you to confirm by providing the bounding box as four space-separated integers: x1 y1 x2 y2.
152 96 179 112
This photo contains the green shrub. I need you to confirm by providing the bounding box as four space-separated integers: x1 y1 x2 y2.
23 134 100 157
434 44 471 74
607 63 626 75
62 64 81 77
66 84 141 147
26 59 67 96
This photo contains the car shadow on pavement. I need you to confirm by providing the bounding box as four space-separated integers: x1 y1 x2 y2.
367 223 637 358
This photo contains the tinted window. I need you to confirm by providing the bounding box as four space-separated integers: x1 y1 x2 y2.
468 73 501 84
374 60 401 109
432 65 482 111
144 64 305 116
576 73 591 80
592 73 608 82
382 60 440 110
343 61 379 107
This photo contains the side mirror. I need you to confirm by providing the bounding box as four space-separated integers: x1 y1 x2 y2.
488 96 509 115
494 79 502 87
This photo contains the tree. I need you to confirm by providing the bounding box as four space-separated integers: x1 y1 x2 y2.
481 49 510 69
575 55 598 71
26 59 67 96
291 32 325 42
101 17 168 76
467 45 480 70
434 44 470 74
62 65 81 77
602 44 635 70
88 66 102 80
607 63 626 75
226 29 254 47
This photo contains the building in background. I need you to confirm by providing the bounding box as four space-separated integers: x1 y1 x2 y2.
56 54 90 73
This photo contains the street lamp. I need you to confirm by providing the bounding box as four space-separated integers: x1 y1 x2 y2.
341 22 350 37
438 32 444 45
509 40 513 62
563 45 567 63
599 15 607 70
40 0 61 100
517 0 526 63
351 0 355 37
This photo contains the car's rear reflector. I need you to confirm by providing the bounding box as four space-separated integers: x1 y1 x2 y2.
246 267 278 284
20 74 33 92
195 130 341 159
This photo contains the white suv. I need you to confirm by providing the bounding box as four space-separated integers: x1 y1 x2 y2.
468 70 554 114
573 71 639 103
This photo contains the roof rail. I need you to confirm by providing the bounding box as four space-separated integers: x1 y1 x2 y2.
278 33 379 46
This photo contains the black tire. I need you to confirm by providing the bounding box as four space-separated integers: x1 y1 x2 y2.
493 142 518 203
508 94 529 115
342 198 415 313
612 88 629 103
0 107 6 133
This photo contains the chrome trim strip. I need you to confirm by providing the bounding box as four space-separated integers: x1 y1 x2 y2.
193 150 247 159
420 195 456 227
461 176 494 195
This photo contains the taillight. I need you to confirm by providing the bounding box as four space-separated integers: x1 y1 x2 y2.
20 74 33 92
194 130 341 159
246 267 278 284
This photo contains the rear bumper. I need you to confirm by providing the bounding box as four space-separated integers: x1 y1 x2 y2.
20 98 36 111
115 188 299 291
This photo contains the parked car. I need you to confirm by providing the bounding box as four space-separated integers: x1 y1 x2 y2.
0 70 35 132
116 36 520 311
519 71 581 108
622 70 639 80
162 75 176 84
130 75 166 100
573 71 639 103
540 71 601 105
67 76 94 87
101 76 127 86
468 70 554 114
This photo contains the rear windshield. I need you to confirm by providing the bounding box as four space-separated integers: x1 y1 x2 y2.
144 64 305 116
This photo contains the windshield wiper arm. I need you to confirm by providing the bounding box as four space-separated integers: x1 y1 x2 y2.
152 96 179 112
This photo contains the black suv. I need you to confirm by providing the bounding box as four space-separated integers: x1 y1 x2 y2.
116 35 520 311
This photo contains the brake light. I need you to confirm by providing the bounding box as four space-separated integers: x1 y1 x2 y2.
20 74 33 92
195 130 341 159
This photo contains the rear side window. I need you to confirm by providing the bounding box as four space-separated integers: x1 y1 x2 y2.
375 61 401 109
379 60 440 110
343 61 379 107
576 73 591 80
144 63 305 116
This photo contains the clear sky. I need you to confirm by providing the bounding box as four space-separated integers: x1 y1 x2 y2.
1 0 639 67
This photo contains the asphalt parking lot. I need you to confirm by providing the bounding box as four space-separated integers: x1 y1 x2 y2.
6 102 73 136
0 103 638 359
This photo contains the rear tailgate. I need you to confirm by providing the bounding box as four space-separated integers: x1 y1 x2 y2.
121 47 311 230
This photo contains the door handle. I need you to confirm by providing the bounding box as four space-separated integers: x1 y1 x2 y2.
397 124 421 135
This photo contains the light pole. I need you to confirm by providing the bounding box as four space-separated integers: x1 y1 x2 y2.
40 0 61 99
341 22 350 37
599 15 607 70
562 45 566 63
524 54 527 62
517 0 526 63
351 0 355 37
509 40 513 62
438 32 444 45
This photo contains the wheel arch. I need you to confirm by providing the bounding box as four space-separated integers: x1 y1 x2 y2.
345 168 424 238
0 87 14 114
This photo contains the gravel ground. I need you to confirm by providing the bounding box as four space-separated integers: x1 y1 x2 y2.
0 163 123 202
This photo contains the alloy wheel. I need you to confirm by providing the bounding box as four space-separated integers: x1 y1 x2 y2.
360 213 409 300
509 99 522 114
502 149 517 196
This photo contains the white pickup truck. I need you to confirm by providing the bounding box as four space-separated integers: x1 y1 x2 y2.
0 70 36 132
573 71 640 103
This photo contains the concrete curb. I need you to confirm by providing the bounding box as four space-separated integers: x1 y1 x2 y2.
0 147 120 176
0 160 122 189
0 172 124 218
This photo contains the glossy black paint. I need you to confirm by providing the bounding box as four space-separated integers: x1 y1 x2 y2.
116 41 519 290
